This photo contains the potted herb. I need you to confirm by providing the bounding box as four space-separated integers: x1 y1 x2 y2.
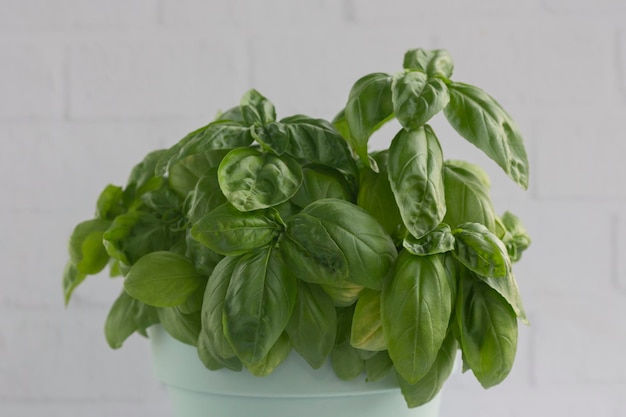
64 48 531 417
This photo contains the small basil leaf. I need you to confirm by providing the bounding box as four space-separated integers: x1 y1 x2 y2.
443 161 496 231
133 301 160 336
444 82 529 189
388 126 446 239
185 172 228 224
168 150 231 198
392 70 450 130
68 219 112 275
240 89 276 126
95 184 125 220
396 330 458 408
126 149 168 197
62 262 86 306
104 291 138 349
365 351 393 383
124 251 204 307
452 222 511 278
184 230 223 277
350 289 386 352
246 332 291 377
320 280 364 307
343 73 394 168
215 105 245 123
286 282 337 369
156 121 254 176
456 275 518 388
218 148 303 211
499 211 531 263
158 307 202 347
291 166 353 209
191 203 281 256
382 252 453 384
402 48 454 78
197 330 242 372
223 245 297 364
403 223 455 256
331 306 364 380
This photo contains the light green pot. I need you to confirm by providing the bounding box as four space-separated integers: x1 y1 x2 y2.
148 326 446 417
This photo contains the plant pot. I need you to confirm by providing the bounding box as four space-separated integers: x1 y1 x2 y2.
148 326 448 417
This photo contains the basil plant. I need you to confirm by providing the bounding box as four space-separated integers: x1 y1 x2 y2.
64 48 531 408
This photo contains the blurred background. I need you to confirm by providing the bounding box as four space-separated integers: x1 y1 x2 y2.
1 0 625 416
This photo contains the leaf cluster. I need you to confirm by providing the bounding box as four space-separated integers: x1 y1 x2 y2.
63 48 531 408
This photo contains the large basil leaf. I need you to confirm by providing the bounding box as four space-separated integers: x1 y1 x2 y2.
185 172 227 224
191 203 282 256
365 351 393 382
444 82 529 189
218 148 303 211
478 271 528 324
343 73 394 167
331 306 364 380
403 48 454 78
201 256 239 361
184 230 223 277
223 245 297 364
68 218 111 275
62 262 86 306
156 121 254 176
357 151 405 244
168 150 231 198
197 331 242 372
457 275 518 388
95 184 125 220
240 89 276 126
396 330 458 408
246 332 291 377
382 251 453 384
443 161 496 231
290 166 353 209
158 307 202 346
104 291 137 349
452 222 511 278
286 281 337 368
388 126 446 239
403 223 455 256
286 199 397 290
216 105 245 123
392 70 449 130
133 300 160 336
350 289 386 351
320 280 364 307
124 251 205 307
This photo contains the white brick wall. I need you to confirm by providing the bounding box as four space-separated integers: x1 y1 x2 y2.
1 1 624 416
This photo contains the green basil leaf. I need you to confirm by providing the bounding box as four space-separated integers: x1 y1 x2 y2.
223 245 297 364
365 351 393 382
499 211 531 263
158 307 201 346
456 275 518 388
331 306 364 380
126 149 168 197
392 70 450 130
357 151 405 244
139 182 183 217
156 121 254 176
286 281 337 368
396 330 458 408
478 272 528 325
133 301 160 336
443 161 496 231
216 105 245 123
452 222 511 278
403 223 455 256
320 280 364 307
388 126 446 239
246 332 291 377
402 48 454 78
184 230 223 277
218 148 303 211
95 184 125 220
191 203 281 256
185 172 228 224
68 219 112 275
104 291 138 349
124 251 204 307
444 82 529 189
343 73 394 168
240 89 276 126
197 331 242 372
62 262 86 306
168 150 231 198
201 256 239 359
350 289 386 351
291 166 353 209
291 199 397 290
382 251 453 384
